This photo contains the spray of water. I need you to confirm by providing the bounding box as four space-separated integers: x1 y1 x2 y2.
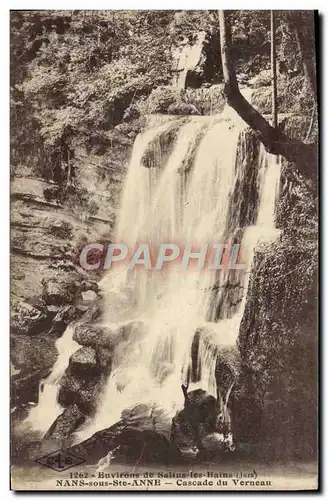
26 110 281 443
75 112 280 442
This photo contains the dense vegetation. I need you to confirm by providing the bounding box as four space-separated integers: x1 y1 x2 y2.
11 10 316 189
11 10 318 461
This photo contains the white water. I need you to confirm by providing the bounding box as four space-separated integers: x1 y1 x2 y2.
24 325 80 434
172 31 206 89
74 111 281 442
26 109 281 442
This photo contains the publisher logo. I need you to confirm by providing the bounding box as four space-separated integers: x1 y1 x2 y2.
36 450 85 472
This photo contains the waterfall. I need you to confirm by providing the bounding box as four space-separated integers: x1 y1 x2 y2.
172 31 206 89
75 110 281 442
24 325 80 434
25 107 281 443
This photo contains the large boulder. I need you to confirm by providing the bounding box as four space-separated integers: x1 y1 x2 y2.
11 334 57 406
68 403 174 466
171 409 200 460
121 403 172 440
42 273 80 306
69 346 99 376
68 426 122 465
171 389 218 460
58 370 102 415
113 428 173 464
50 305 85 336
73 324 116 349
44 404 85 442
11 301 49 336
11 334 57 376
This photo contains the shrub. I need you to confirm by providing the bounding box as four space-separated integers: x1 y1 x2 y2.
251 75 314 115
167 102 200 115
142 86 182 114
43 185 60 203
139 84 226 116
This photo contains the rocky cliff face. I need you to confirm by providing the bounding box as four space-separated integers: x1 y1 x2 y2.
11 134 134 410
237 117 318 460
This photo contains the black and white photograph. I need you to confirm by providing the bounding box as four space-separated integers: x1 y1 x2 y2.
9 9 318 491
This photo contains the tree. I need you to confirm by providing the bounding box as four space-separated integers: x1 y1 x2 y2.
10 11 174 183
218 10 317 182
286 11 316 96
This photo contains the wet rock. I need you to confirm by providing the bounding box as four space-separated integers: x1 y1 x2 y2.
69 425 122 465
72 325 114 374
11 367 52 406
114 428 173 464
79 303 102 322
11 301 48 336
44 404 85 442
121 403 172 440
51 305 84 336
140 121 182 170
171 389 218 460
68 404 174 465
58 371 102 415
42 273 80 306
171 410 200 460
69 347 98 376
81 290 97 301
79 280 99 293
11 334 57 405
11 334 57 375
73 324 115 349
214 344 242 398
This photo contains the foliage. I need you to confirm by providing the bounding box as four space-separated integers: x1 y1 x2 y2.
230 10 271 75
167 102 200 116
140 86 183 114
11 10 174 186
250 74 315 116
11 10 316 185
184 85 226 114
139 84 226 116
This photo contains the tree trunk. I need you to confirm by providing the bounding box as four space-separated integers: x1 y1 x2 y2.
67 149 71 186
271 11 278 128
218 11 316 182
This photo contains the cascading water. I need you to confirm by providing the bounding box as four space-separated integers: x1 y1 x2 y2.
24 325 80 433
74 109 281 442
26 107 281 444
